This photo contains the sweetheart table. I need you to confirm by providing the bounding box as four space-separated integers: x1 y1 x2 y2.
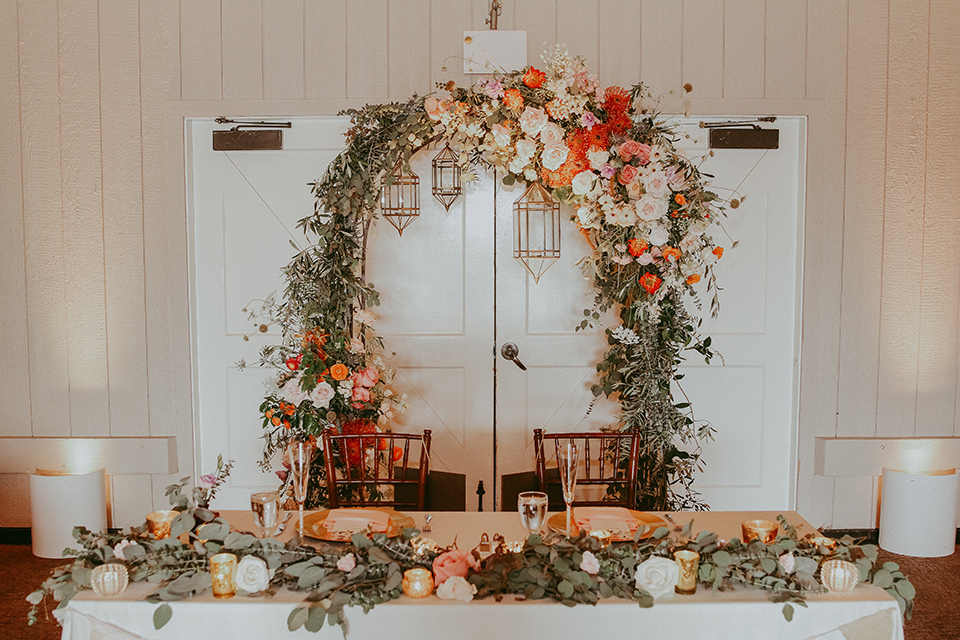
55 510 904 640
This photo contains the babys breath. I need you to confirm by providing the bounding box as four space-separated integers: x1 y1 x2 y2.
611 326 641 345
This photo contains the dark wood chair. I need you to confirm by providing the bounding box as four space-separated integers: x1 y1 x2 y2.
321 428 431 510
533 428 640 508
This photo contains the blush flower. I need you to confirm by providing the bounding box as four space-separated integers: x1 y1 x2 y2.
581 111 600 129
571 170 597 196
309 381 335 409
432 549 479 584
636 195 668 222
580 551 600 575
519 107 548 137
337 553 357 572
541 142 570 171
436 575 477 602
113 540 140 561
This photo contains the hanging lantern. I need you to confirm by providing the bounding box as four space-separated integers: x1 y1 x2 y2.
379 159 420 235
431 143 462 211
513 181 561 283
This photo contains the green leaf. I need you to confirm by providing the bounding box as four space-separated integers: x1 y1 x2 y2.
305 606 326 632
384 570 403 591
557 580 574 598
894 579 916 601
782 603 794 622
287 606 309 631
712 550 732 567
153 603 173 630
871 569 893 589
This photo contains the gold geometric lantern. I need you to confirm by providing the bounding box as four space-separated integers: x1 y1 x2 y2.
379 159 420 235
513 181 561 283
431 143 462 211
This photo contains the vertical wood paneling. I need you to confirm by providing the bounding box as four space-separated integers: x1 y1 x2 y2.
723 0 764 99
430 0 472 91
919 0 960 438
221 0 262 100
472 0 515 30
876 0 928 438
59 0 109 437
596 0 641 88
837 0 887 439
180 0 221 99
263 0 304 99
388 0 430 98
640 0 682 95
831 476 877 529
346 0 388 98
681 0 724 98
111 474 153 528
100 0 149 437
0 0 31 437
557 0 598 73
304 0 345 99
18 0 70 437
764 0 806 98
516 0 557 72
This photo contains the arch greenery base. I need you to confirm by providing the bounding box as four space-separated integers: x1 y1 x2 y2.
254 47 729 510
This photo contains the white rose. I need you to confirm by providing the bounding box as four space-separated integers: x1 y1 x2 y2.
541 142 569 171
514 137 537 160
491 123 512 149
539 122 565 144
309 381 335 409
634 556 679 599
587 149 609 170
354 309 376 326
571 170 597 196
643 171 670 197
679 233 701 253
236 555 272 593
436 575 477 602
576 206 598 228
635 194 668 222
519 106 548 137
508 157 529 175
647 225 670 246
280 376 308 406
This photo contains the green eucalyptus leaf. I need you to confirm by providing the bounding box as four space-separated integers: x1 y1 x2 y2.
153 603 173 630
782 603 794 622
287 606 309 631
305 606 326 632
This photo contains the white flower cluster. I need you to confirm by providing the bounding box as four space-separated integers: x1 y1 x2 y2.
611 326 641 345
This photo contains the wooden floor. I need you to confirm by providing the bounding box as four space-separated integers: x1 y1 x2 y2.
1 544 957 639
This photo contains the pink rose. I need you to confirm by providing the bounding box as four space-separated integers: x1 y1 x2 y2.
600 164 616 179
337 553 357 572
618 139 643 162
634 143 652 165
352 386 371 403
359 366 379 388
618 164 638 185
425 97 443 120
580 550 600 575
432 549 479 584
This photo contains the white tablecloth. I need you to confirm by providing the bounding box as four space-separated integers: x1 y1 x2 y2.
56 511 904 640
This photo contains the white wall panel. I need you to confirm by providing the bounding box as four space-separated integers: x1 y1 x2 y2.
640 0 682 96
682 0 724 98
347 0 388 98
263 0 305 99
304 0 346 99
389 0 431 98
764 0 806 98
724 0 764 99
222 0 263 100
180 0 222 100
596 0 641 88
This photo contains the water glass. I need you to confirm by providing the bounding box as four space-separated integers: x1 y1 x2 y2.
517 491 548 536
250 490 281 538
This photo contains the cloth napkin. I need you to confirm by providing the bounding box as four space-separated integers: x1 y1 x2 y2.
573 507 637 535
324 509 390 533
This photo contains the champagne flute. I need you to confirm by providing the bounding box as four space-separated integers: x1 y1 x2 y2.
286 441 315 537
250 490 281 538
517 491 548 538
557 442 579 536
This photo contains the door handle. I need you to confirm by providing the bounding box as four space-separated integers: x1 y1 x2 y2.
500 342 527 371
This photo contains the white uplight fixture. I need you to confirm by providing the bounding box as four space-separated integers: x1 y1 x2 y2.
879 467 958 557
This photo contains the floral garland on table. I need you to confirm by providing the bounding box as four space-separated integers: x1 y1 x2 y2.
250 46 727 510
29 484 916 637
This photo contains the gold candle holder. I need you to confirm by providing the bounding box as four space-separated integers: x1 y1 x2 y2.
741 519 778 544
146 510 177 540
589 530 612 549
209 553 238 598
674 550 700 595
401 568 434 599
810 535 838 552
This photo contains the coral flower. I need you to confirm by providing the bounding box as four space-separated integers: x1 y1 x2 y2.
713 247 724 259
522 67 546 88
675 193 687 206
285 355 302 371
271 416 281 427
639 273 663 294
686 274 701 285
503 88 524 111
662 246 681 262
330 363 350 381
627 239 648 257
393 446 404 462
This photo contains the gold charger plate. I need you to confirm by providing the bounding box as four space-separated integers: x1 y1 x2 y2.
302 508 415 542
546 509 667 542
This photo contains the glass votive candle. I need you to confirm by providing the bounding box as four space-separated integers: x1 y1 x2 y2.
589 530 612 549
810 535 838 552
401 568 435 599
741 519 778 544
146 510 178 540
210 553 238 598
90 563 129 597
674 550 700 595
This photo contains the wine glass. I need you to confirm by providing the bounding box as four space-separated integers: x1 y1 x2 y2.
286 441 315 537
517 491 548 538
250 490 281 538
557 442 579 536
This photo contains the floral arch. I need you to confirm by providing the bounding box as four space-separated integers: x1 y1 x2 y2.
255 48 727 511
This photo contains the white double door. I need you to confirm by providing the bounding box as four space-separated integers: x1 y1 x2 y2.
188 116 803 512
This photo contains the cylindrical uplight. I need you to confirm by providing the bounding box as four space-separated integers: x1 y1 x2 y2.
879 467 958 557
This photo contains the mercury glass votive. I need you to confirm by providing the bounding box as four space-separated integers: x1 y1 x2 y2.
402 568 435 599
674 550 700 595
146 510 178 540
741 519 778 544
820 559 860 593
90 563 129 597
210 553 238 598
589 530 612 549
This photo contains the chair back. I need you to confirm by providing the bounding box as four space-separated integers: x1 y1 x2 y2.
322 428 431 510
533 428 640 508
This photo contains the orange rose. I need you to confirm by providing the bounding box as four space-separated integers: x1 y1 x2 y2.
713 247 724 259
330 363 350 381
392 446 404 462
522 67 546 88
686 274 701 285
282 420 291 429
662 246 681 262
503 88 523 111
627 239 648 257
675 193 687 205
639 273 663 294
271 416 281 426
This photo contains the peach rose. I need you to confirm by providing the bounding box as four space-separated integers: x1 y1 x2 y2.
432 549 479 585
618 139 643 161
618 164 638 185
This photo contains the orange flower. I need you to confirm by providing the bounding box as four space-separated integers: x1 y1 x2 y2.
686 274 701 285
503 88 523 111
639 272 663 294
330 363 349 381
282 420 291 429
271 416 281 427
522 67 546 88
627 239 648 257
392 446 404 462
662 246 681 262
265 409 274 419
285 405 295 416
713 247 724 259
675 193 687 206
